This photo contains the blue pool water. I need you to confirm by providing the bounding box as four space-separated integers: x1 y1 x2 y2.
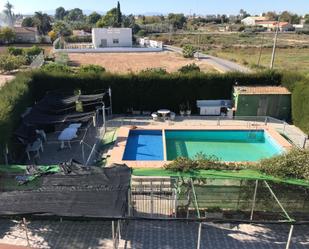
122 130 164 160
122 129 283 162
165 130 283 162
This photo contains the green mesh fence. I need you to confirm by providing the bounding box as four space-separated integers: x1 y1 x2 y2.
132 169 309 187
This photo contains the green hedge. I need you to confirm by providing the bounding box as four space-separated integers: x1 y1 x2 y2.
0 73 33 150
29 70 281 114
280 71 309 134
291 79 309 134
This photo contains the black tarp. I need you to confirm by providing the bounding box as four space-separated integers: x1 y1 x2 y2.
34 93 105 114
15 92 105 141
23 108 95 126
0 164 131 218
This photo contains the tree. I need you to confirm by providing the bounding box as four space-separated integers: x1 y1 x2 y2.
87 12 101 25
55 7 66 20
66 8 84 22
34 12 52 35
123 15 140 34
3 1 16 27
96 8 118 27
116 1 122 27
263 11 278 21
52 21 72 37
168 13 186 29
48 30 57 42
239 9 250 18
305 14 309 24
280 11 300 24
280 11 293 23
0 27 15 43
22 17 34 27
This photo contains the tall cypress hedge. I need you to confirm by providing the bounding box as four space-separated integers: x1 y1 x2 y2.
0 73 33 156
29 70 281 113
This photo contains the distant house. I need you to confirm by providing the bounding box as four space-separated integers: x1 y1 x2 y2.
241 16 269 26
257 21 294 31
92 28 132 49
233 86 291 120
72 30 92 37
14 27 39 43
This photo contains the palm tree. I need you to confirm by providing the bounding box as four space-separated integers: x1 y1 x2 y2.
3 1 15 27
34 12 52 35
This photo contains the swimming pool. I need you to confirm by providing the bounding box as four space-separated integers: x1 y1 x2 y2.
122 129 283 162
123 130 164 161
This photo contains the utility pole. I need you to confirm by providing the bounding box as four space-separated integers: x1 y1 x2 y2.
270 16 280 69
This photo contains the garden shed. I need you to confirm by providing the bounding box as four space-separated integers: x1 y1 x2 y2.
233 86 291 120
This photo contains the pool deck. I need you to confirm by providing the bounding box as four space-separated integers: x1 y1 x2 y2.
109 123 292 169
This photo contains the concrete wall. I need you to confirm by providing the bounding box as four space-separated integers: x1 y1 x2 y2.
92 28 132 48
241 17 256 26
138 38 163 49
234 94 291 120
54 47 163 53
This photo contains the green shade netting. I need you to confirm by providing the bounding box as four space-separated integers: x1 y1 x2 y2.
132 168 309 187
1 165 308 187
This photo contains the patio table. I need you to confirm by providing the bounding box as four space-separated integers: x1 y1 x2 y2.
58 127 78 149
158 109 171 120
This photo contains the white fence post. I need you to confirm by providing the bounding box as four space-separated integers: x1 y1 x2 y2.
285 225 294 249
197 223 202 249
250 180 258 220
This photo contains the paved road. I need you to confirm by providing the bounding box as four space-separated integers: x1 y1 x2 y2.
165 45 252 73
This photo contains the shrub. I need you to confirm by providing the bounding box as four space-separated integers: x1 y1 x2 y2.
0 55 26 72
140 68 167 75
178 63 200 73
136 30 146 37
258 149 309 180
182 44 196 58
7 47 24 56
78 65 106 74
164 153 247 173
24 46 43 57
41 63 73 73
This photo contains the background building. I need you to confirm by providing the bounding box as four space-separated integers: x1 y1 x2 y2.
92 28 132 49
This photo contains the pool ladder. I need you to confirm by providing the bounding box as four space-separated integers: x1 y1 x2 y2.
247 122 258 140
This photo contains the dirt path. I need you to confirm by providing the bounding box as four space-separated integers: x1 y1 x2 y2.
0 75 15 88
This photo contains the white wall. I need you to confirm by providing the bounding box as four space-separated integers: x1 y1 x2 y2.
138 38 163 49
241 17 256 26
92 28 132 48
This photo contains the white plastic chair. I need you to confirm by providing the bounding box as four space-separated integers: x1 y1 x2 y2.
170 112 176 120
26 138 43 160
151 112 159 121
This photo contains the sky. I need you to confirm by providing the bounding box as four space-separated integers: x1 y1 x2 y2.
0 0 308 15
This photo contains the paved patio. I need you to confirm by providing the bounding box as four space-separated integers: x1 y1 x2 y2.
0 219 308 249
